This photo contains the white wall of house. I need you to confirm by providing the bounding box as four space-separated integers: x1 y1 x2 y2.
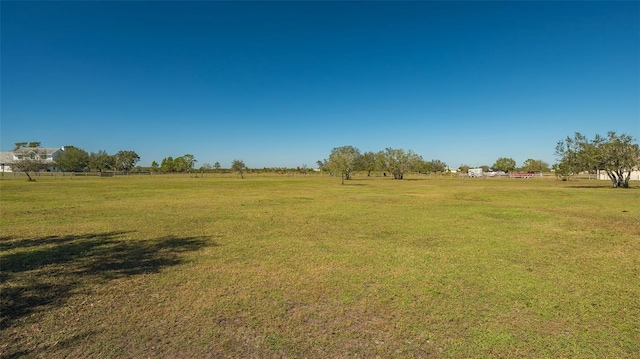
0 148 64 172
597 169 640 181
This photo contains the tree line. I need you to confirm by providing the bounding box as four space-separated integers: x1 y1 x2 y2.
10 130 639 187
318 146 448 184
319 146 553 184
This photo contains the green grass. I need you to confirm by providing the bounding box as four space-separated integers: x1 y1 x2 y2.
1 174 639 358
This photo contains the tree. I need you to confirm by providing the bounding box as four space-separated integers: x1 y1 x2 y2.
160 157 175 172
424 159 448 174
555 133 588 181
200 163 212 171
557 132 640 188
214 162 221 172
493 157 516 172
150 161 159 172
12 141 42 151
89 150 114 172
551 161 574 181
327 146 361 184
358 151 377 176
13 142 28 151
595 132 640 188
377 148 422 180
55 146 89 172
11 154 48 181
316 159 328 172
521 159 549 173
231 159 247 179
114 151 140 172
181 154 197 173
173 156 187 172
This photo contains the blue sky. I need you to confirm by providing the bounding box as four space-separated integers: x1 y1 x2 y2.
2 1 638 169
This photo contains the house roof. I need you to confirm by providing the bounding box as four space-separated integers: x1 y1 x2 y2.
0 152 14 164
13 147 64 156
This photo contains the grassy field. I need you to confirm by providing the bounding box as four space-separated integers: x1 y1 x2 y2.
1 174 639 358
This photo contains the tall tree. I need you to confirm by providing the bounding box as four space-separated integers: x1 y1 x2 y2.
424 159 448 174
554 133 585 180
114 151 140 172
596 132 640 188
377 148 422 180
521 159 550 173
493 157 516 172
55 146 89 172
358 151 377 176
181 154 197 173
231 159 247 179
160 157 175 172
327 146 361 184
89 151 114 172
557 132 640 188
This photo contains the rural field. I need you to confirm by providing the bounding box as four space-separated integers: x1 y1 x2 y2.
1 174 639 358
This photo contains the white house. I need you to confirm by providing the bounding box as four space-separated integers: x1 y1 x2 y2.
0 147 65 172
596 169 640 181
0 152 14 172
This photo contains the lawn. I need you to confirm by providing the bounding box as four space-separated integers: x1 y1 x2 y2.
1 174 639 358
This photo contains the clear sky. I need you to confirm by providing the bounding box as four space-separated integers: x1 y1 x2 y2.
2 1 638 169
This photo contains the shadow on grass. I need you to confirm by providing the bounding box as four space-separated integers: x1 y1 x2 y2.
0 231 212 335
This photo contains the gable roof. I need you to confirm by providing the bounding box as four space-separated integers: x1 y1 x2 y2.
0 152 14 164
13 147 64 156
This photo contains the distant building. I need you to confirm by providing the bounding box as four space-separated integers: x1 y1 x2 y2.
0 152 14 172
468 168 483 178
0 147 65 172
596 169 640 181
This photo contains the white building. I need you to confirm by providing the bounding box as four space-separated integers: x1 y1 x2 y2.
596 169 640 181
596 170 640 181
0 147 65 172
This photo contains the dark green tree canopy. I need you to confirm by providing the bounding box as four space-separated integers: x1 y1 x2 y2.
424 159 448 174
492 157 516 172
115 151 140 172
55 146 89 172
521 159 549 173
88 150 115 172
12 142 41 150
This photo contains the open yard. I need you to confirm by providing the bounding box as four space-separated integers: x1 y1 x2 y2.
1 174 639 358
